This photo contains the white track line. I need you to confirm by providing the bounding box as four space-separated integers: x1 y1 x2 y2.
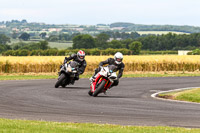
151 87 200 105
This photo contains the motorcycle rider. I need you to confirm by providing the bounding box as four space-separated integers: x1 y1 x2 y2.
63 50 87 84
90 52 125 88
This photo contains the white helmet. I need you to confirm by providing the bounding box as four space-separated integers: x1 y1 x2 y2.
114 52 123 64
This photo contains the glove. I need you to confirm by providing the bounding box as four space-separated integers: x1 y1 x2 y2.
64 59 67 64
64 57 69 63
78 70 83 75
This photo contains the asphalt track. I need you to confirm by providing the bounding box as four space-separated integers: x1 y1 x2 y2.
0 77 200 128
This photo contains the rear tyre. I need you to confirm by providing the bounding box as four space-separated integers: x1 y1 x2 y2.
55 74 66 88
93 80 106 97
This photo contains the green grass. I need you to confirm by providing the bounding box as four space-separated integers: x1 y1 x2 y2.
124 73 200 78
0 74 91 80
0 118 199 133
9 39 73 49
137 31 189 35
8 39 43 45
158 88 200 103
1 73 200 80
175 88 200 103
48 41 72 49
0 75 57 80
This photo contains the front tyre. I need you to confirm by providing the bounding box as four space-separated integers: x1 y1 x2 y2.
93 80 106 97
88 90 93 96
55 74 66 88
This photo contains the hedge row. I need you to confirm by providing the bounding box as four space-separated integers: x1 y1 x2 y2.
187 49 200 55
140 51 178 55
2 49 178 56
2 49 131 56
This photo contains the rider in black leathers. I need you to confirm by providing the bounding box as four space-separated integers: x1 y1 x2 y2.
63 50 87 83
90 52 125 87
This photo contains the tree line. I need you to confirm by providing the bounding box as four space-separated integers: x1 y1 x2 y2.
110 22 200 33
137 33 200 51
2 49 177 56
2 20 200 33
72 32 200 51
1 32 200 55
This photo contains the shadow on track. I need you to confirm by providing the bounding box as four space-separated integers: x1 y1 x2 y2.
56 86 89 90
89 95 133 99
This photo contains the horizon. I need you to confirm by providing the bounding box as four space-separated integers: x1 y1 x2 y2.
1 0 200 27
1 19 200 28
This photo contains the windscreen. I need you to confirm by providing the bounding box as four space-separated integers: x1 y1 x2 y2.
108 65 117 72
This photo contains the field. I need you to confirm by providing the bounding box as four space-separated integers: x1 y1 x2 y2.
1 55 200 73
48 41 72 49
137 31 189 35
9 39 72 49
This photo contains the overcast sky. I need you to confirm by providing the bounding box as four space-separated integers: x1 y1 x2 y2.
0 0 200 26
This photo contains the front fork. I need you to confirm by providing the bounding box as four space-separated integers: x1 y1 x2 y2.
104 80 112 91
90 76 103 93
90 77 111 93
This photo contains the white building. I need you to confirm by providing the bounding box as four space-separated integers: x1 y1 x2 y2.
178 50 192 55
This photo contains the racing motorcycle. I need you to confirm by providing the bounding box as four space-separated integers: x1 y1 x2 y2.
55 61 79 88
89 65 117 97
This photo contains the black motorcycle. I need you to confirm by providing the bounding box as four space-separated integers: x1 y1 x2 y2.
55 61 79 88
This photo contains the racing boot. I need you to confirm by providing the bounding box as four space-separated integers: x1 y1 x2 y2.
70 80 75 85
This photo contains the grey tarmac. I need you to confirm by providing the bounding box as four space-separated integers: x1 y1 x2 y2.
0 77 200 128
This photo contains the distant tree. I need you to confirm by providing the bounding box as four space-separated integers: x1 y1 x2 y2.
19 32 30 41
39 32 47 39
121 39 134 49
39 41 49 50
107 40 124 49
11 31 19 39
0 45 5 53
70 33 81 40
0 44 11 53
0 34 10 45
95 33 109 49
130 32 140 39
12 42 27 50
21 19 27 23
47 35 59 42
59 33 70 41
72 34 95 49
19 49 29 56
12 41 49 51
129 41 142 55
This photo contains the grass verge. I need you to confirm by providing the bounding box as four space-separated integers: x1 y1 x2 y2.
158 88 200 103
0 75 57 80
1 72 200 80
0 118 200 133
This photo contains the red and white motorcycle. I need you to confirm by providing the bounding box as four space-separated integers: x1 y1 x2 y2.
88 65 117 97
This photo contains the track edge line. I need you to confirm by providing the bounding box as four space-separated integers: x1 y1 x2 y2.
151 87 200 105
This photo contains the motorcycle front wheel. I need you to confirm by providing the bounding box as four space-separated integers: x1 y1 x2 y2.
93 80 106 97
55 73 66 88
88 90 93 96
